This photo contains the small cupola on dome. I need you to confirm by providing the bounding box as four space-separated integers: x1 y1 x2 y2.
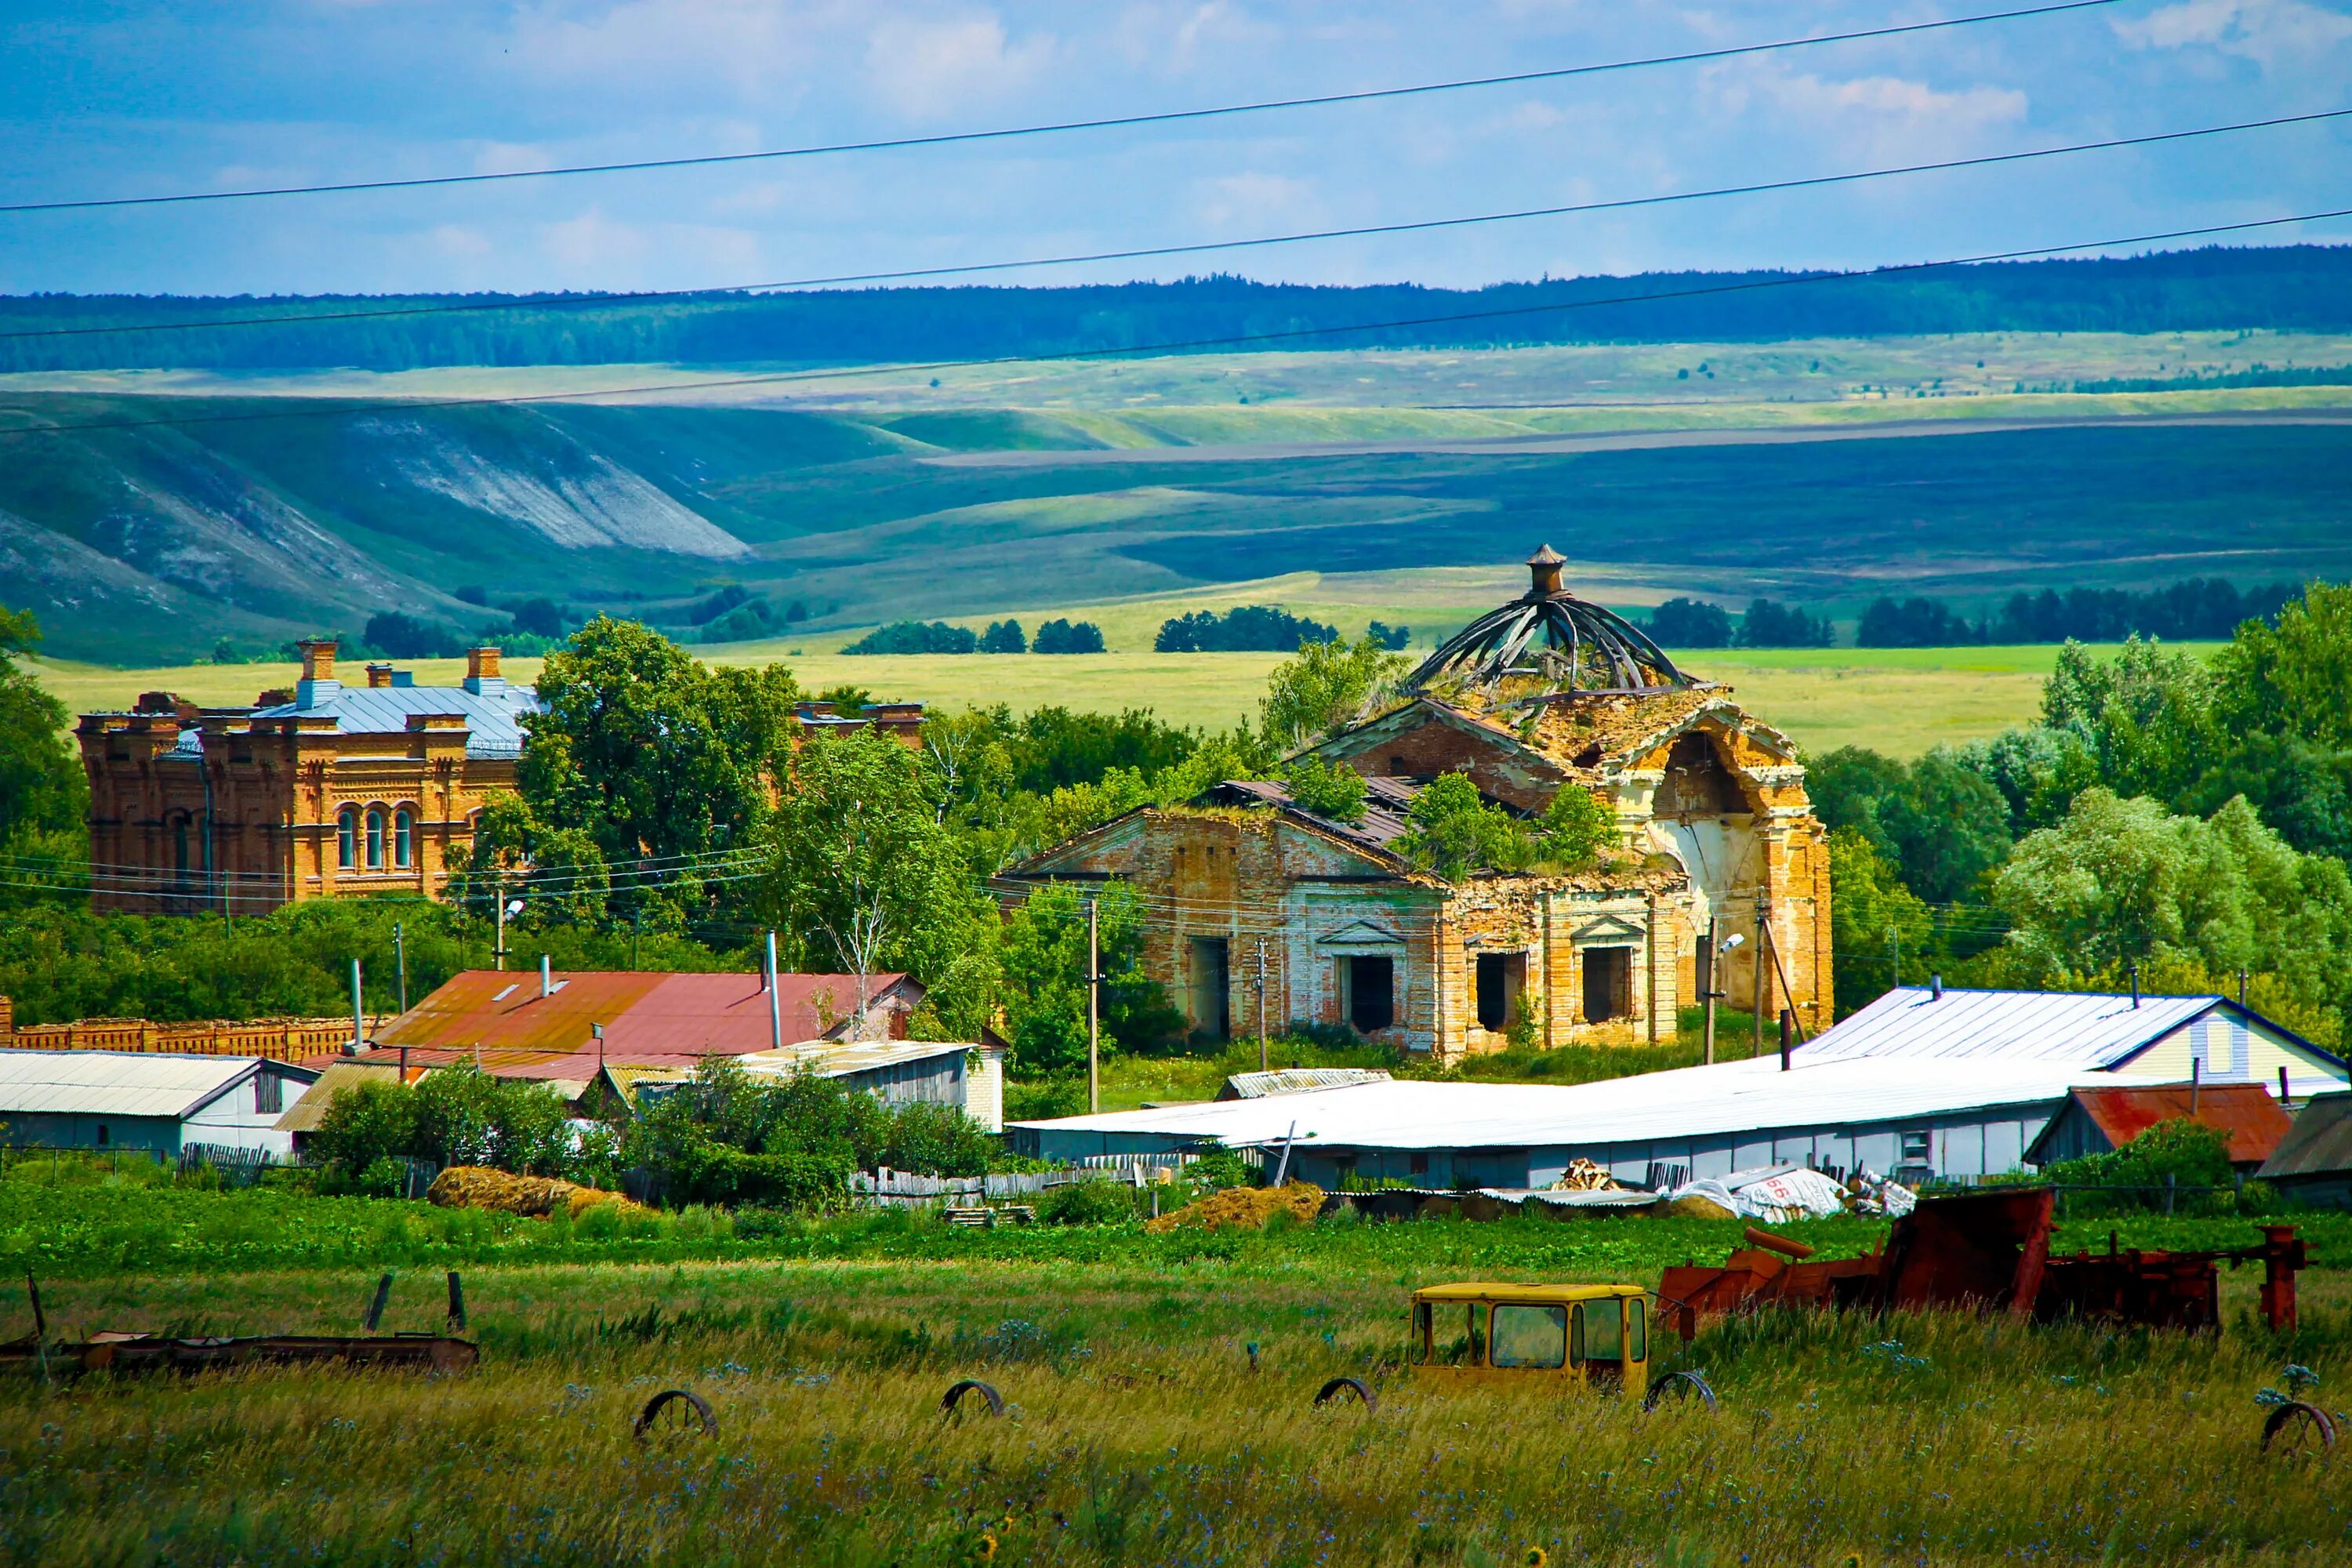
1404 545 1693 695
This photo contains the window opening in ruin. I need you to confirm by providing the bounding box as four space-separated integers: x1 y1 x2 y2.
336 807 357 869
171 816 190 876
1189 936 1231 1039
1475 953 1523 1032
1656 732 1745 816
394 808 414 868
1347 955 1395 1032
1388 755 1409 776
1582 946 1634 1023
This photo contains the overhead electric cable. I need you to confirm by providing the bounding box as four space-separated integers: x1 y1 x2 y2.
5 205 2347 441
0 0 2121 216
12 104 2343 344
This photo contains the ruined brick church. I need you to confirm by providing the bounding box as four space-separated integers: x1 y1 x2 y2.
1007 548 1831 1064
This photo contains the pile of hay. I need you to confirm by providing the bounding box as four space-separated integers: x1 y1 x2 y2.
426 1166 642 1219
1145 1181 1324 1233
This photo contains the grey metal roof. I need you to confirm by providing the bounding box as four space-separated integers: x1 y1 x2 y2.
2257 1094 2352 1181
1220 1068 1395 1100
0 1050 317 1120
1795 986 2224 1069
249 680 540 760
1016 1053 2100 1152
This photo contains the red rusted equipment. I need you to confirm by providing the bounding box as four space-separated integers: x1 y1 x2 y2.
1658 1190 2306 1340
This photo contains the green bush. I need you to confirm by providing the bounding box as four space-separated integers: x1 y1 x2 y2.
2042 1116 2241 1214
1038 1178 1138 1225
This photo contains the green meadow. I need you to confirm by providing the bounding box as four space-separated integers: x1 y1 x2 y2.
2 1164 2347 1566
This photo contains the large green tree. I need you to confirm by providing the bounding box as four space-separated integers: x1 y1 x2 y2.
756 725 998 1038
1260 634 1409 750
0 608 88 897
1991 787 2352 1034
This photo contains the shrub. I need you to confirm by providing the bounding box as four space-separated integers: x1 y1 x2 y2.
1038 1177 1138 1225
1280 756 1368 822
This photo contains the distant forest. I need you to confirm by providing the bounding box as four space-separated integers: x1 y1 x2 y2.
3 245 2347 373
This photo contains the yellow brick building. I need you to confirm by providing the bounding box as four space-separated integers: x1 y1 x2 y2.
1007 550 1831 1064
78 641 535 915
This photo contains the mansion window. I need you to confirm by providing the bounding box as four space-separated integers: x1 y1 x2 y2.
394 808 414 868
365 806 387 869
336 807 357 869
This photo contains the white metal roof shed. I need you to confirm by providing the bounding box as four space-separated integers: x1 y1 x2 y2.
1015 1054 2095 1153
0 1050 300 1119
1795 986 2342 1070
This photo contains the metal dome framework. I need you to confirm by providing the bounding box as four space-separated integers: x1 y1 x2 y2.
1405 546 1693 695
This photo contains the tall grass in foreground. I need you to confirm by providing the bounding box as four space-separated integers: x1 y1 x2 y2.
2 1257 2346 1566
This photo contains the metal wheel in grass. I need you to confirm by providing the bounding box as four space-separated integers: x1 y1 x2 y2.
1312 1377 1377 1413
2261 1400 2336 1458
1642 1370 1719 1414
633 1388 717 1442
942 1379 1004 1420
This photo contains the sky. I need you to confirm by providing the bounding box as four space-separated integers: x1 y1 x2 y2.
2 0 2347 297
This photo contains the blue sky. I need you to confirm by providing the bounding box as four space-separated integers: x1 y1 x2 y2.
2 0 2347 296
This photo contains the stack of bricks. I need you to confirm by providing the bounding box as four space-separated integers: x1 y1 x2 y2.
0 995 370 1063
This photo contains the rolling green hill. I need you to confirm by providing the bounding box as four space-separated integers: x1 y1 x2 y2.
3 335 2350 665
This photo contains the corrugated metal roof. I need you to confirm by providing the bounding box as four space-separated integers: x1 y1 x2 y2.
374 970 916 1056
1796 987 2223 1068
249 681 539 760
0 1050 314 1120
1219 1068 1395 1100
274 1060 405 1134
2257 1094 2352 1181
736 1040 975 1078
1014 1052 2111 1152
2031 1082 2293 1166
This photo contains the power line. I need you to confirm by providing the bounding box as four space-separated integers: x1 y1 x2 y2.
13 105 2342 345
0 1 2122 217
7 205 2347 444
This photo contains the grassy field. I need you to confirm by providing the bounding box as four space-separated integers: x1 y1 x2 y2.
3 1167 2348 1566
35 638 2185 759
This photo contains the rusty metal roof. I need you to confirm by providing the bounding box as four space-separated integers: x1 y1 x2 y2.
2258 1094 2352 1181
2032 1082 2292 1166
373 969 917 1058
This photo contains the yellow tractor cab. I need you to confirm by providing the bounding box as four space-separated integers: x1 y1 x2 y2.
1408 1282 1651 1392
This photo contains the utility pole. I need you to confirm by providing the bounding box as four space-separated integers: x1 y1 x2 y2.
349 959 365 1056
1887 927 1900 990
631 907 642 971
1087 897 1102 1115
1701 918 1720 1066
493 880 508 972
1251 940 1270 1072
394 921 408 1015
1751 891 1769 1059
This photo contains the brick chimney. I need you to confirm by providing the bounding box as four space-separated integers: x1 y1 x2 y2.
294 639 341 706
365 662 395 689
463 646 506 695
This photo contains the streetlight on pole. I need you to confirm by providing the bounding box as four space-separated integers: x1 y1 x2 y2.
1087 896 1101 1115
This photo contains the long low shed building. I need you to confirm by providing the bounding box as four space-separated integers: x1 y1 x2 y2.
1012 986 2349 1184
0 1050 318 1157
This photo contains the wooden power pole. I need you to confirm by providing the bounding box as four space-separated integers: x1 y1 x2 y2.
1256 937 1269 1073
1087 896 1101 1115
1701 917 1719 1066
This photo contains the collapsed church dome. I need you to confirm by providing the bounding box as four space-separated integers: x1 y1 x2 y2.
1404 545 1694 695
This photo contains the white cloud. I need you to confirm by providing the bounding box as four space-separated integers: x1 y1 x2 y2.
864 13 1054 121
2118 0 2352 67
506 0 815 99
1713 67 2031 162
1110 2 1279 72
1191 170 1320 234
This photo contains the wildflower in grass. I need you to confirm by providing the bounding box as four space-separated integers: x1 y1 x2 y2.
1524 1548 1550 1566
975 1531 999 1561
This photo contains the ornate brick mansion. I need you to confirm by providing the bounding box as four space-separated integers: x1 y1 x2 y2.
79 641 539 915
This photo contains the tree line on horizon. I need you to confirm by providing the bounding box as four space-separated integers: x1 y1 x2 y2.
1642 577 2306 651
4 247 2347 374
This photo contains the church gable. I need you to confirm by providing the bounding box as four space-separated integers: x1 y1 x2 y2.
1311 699 1566 812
